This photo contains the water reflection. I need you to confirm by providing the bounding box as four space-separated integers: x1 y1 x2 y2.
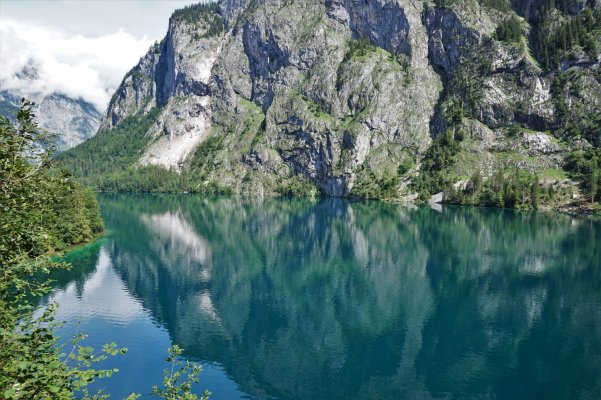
51 248 146 325
58 195 601 399
141 210 212 277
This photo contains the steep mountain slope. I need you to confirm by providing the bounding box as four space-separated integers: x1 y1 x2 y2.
0 90 101 151
60 0 601 209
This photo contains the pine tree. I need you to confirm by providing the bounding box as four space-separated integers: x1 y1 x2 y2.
589 167 599 203
531 175 541 209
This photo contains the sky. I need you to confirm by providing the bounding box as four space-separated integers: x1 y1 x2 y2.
0 0 204 111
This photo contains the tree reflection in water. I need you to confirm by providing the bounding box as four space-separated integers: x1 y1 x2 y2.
67 194 601 400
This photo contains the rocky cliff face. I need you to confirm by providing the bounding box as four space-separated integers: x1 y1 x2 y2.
1 90 101 151
102 6 222 170
94 0 600 200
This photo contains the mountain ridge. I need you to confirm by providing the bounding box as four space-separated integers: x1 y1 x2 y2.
0 90 102 151
60 0 601 210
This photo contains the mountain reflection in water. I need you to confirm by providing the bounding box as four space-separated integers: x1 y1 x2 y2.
46 194 601 400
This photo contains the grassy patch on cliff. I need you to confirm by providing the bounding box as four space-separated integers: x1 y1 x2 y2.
239 99 267 151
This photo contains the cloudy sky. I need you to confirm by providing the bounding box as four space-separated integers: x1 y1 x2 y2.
0 0 203 111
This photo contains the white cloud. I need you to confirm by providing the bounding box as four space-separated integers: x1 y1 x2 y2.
0 18 154 111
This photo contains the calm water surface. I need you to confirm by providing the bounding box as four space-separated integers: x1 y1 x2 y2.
46 194 601 399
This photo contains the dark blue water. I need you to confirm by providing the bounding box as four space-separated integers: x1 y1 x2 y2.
45 194 601 399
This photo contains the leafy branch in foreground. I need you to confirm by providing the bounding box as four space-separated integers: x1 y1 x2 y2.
0 99 210 399
151 346 210 400
1 305 128 399
0 99 122 399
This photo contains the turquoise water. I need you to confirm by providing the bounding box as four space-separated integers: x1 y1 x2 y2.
46 194 601 399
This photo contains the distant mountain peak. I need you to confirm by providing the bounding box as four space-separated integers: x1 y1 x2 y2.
0 90 101 151
15 61 40 81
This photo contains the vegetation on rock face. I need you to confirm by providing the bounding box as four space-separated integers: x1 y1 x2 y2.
565 149 601 203
417 0 601 211
58 113 234 194
495 15 523 44
411 132 461 201
433 0 455 8
189 135 225 173
171 2 224 38
57 108 162 186
346 38 379 60
481 0 512 12
447 168 543 209
550 67 601 208
552 69 601 145
534 7 601 71
351 167 402 200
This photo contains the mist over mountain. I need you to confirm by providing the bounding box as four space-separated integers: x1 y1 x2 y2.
0 87 101 151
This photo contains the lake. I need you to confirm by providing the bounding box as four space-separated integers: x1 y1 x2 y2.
45 194 601 399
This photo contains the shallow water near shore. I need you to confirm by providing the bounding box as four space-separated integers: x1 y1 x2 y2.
44 193 601 399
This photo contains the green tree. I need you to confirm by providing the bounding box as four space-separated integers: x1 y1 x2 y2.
531 175 541 209
0 100 210 400
589 167 599 203
469 171 483 194
496 15 523 44
0 100 122 399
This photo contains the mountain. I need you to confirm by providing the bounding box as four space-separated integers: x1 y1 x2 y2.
0 90 102 151
59 0 601 210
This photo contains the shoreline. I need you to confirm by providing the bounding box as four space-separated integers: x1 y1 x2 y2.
49 230 109 260
95 190 601 218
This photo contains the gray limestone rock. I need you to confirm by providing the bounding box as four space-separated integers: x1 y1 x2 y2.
0 90 101 151
93 0 600 199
